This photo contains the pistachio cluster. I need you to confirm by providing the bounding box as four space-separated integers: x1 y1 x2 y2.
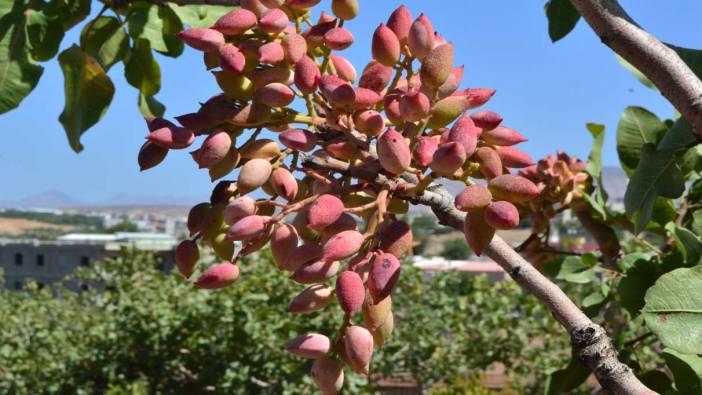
518 151 589 233
139 0 540 392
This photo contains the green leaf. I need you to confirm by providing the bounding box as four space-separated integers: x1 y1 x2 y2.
138 93 165 118
539 256 564 278
25 9 65 61
582 288 607 317
585 123 605 179
58 45 115 153
682 145 702 180
642 266 702 354
649 197 677 231
663 349 702 393
693 210 702 236
582 291 606 308
616 106 667 175
168 4 232 28
688 178 702 202
125 38 161 97
585 122 609 215
80 16 129 71
617 252 652 272
658 117 696 153
556 256 596 284
581 252 598 267
0 0 44 114
544 0 580 43
128 2 183 58
618 255 659 317
616 55 656 90
624 144 685 234
544 356 590 395
59 0 91 30
665 223 702 265
639 370 673 394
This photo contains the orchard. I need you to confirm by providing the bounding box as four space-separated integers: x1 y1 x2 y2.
4 0 702 393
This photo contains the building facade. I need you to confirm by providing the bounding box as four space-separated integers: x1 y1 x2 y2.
0 233 177 290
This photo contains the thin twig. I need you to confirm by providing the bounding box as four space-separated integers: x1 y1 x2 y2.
623 332 654 349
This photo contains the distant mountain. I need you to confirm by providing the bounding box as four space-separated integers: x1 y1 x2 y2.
100 193 200 207
0 190 198 210
0 190 85 209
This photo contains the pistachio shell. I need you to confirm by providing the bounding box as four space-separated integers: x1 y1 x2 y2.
271 223 299 267
484 201 520 230
336 270 365 315
240 138 281 159
213 9 258 35
177 28 225 52
377 129 411 174
455 184 493 212
464 208 495 256
419 43 454 88
194 262 240 289
344 326 374 376
372 23 401 66
237 158 273 193
311 357 344 395
288 284 334 313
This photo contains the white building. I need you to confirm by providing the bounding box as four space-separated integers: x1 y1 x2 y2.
1 233 177 290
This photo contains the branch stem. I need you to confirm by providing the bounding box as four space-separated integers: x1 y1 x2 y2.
569 0 702 139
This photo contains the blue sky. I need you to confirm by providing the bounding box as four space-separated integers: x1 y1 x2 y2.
1 0 701 203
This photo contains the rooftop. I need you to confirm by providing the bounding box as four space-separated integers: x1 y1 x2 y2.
1 232 177 250
57 232 176 242
412 256 505 273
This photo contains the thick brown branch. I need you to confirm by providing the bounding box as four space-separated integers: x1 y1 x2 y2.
411 187 655 395
301 155 654 394
569 0 702 139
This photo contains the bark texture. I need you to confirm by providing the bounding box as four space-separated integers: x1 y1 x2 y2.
570 0 702 140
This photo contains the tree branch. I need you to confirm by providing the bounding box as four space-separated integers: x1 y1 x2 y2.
569 0 702 139
301 154 655 394
411 187 656 395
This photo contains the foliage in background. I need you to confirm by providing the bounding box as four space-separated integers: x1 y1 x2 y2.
0 0 231 152
411 214 455 256
440 237 472 260
0 248 572 394
104 220 140 233
0 209 103 228
0 209 143 239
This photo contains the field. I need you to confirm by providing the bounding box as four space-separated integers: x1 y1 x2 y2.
0 218 72 236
